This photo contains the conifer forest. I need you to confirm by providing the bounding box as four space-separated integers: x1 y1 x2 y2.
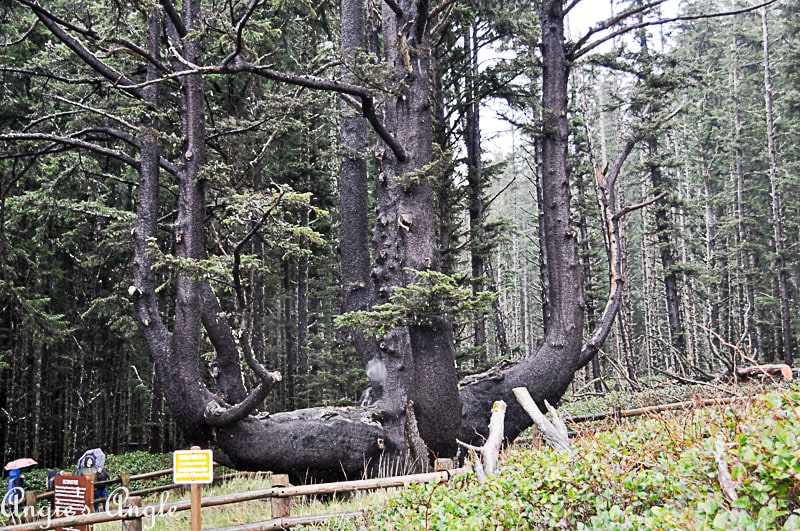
0 0 797 477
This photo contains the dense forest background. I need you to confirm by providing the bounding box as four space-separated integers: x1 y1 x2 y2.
1 0 797 469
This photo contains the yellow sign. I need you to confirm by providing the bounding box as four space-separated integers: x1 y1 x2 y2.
173 449 214 484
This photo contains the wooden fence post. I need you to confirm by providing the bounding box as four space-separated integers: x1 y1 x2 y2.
270 474 290 518
121 473 131 492
24 491 37 522
122 496 142 531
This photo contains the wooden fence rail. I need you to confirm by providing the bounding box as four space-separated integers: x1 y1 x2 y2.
563 395 757 424
29 468 265 505
1 467 468 530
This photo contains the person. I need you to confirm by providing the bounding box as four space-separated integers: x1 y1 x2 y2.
76 456 109 511
76 456 97 478
3 469 24 507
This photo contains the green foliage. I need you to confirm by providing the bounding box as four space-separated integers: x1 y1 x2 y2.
105 451 172 478
393 149 451 190
149 185 328 287
335 388 800 530
335 270 499 335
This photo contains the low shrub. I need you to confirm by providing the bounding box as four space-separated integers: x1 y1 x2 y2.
338 386 800 530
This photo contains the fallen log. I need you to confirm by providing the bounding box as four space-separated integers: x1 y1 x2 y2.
735 364 793 381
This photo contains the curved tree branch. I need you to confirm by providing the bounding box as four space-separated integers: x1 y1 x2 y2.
0 131 179 176
230 60 408 161
571 0 779 60
50 95 139 131
221 0 263 66
97 58 408 162
2 16 38 46
577 103 672 368
105 38 168 72
201 282 248 404
204 375 281 428
0 132 140 168
14 0 98 39
1 66 103 86
569 0 666 57
16 0 143 99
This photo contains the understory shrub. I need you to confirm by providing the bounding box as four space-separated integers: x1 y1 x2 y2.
332 386 800 530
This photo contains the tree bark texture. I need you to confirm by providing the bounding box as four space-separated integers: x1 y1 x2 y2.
372 0 461 461
5 0 635 478
339 0 382 373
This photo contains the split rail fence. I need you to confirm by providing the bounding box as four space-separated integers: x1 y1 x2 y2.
1 464 468 531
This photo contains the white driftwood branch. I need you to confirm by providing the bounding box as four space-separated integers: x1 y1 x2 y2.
456 400 506 482
513 387 574 457
483 400 506 476
714 435 739 502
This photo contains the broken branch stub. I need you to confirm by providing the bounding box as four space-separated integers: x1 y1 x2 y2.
512 387 574 457
456 400 507 482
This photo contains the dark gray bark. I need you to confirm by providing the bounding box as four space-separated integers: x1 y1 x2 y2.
10 0 652 479
372 0 461 460
339 0 381 373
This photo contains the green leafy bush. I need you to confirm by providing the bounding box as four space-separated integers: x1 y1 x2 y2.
105 451 174 490
337 387 800 530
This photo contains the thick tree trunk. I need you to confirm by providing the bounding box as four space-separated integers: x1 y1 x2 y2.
372 0 461 461
23 0 632 480
339 0 381 377
460 0 585 444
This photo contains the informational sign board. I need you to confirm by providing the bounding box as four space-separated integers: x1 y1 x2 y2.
54 474 93 531
173 449 214 484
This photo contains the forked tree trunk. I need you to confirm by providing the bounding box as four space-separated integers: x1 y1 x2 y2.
26 0 628 479
460 0 586 444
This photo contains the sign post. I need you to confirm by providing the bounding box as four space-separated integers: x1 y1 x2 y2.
54 474 93 531
173 446 213 531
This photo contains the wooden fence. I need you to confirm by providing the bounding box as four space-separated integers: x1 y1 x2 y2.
1 465 468 530
18 467 265 509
